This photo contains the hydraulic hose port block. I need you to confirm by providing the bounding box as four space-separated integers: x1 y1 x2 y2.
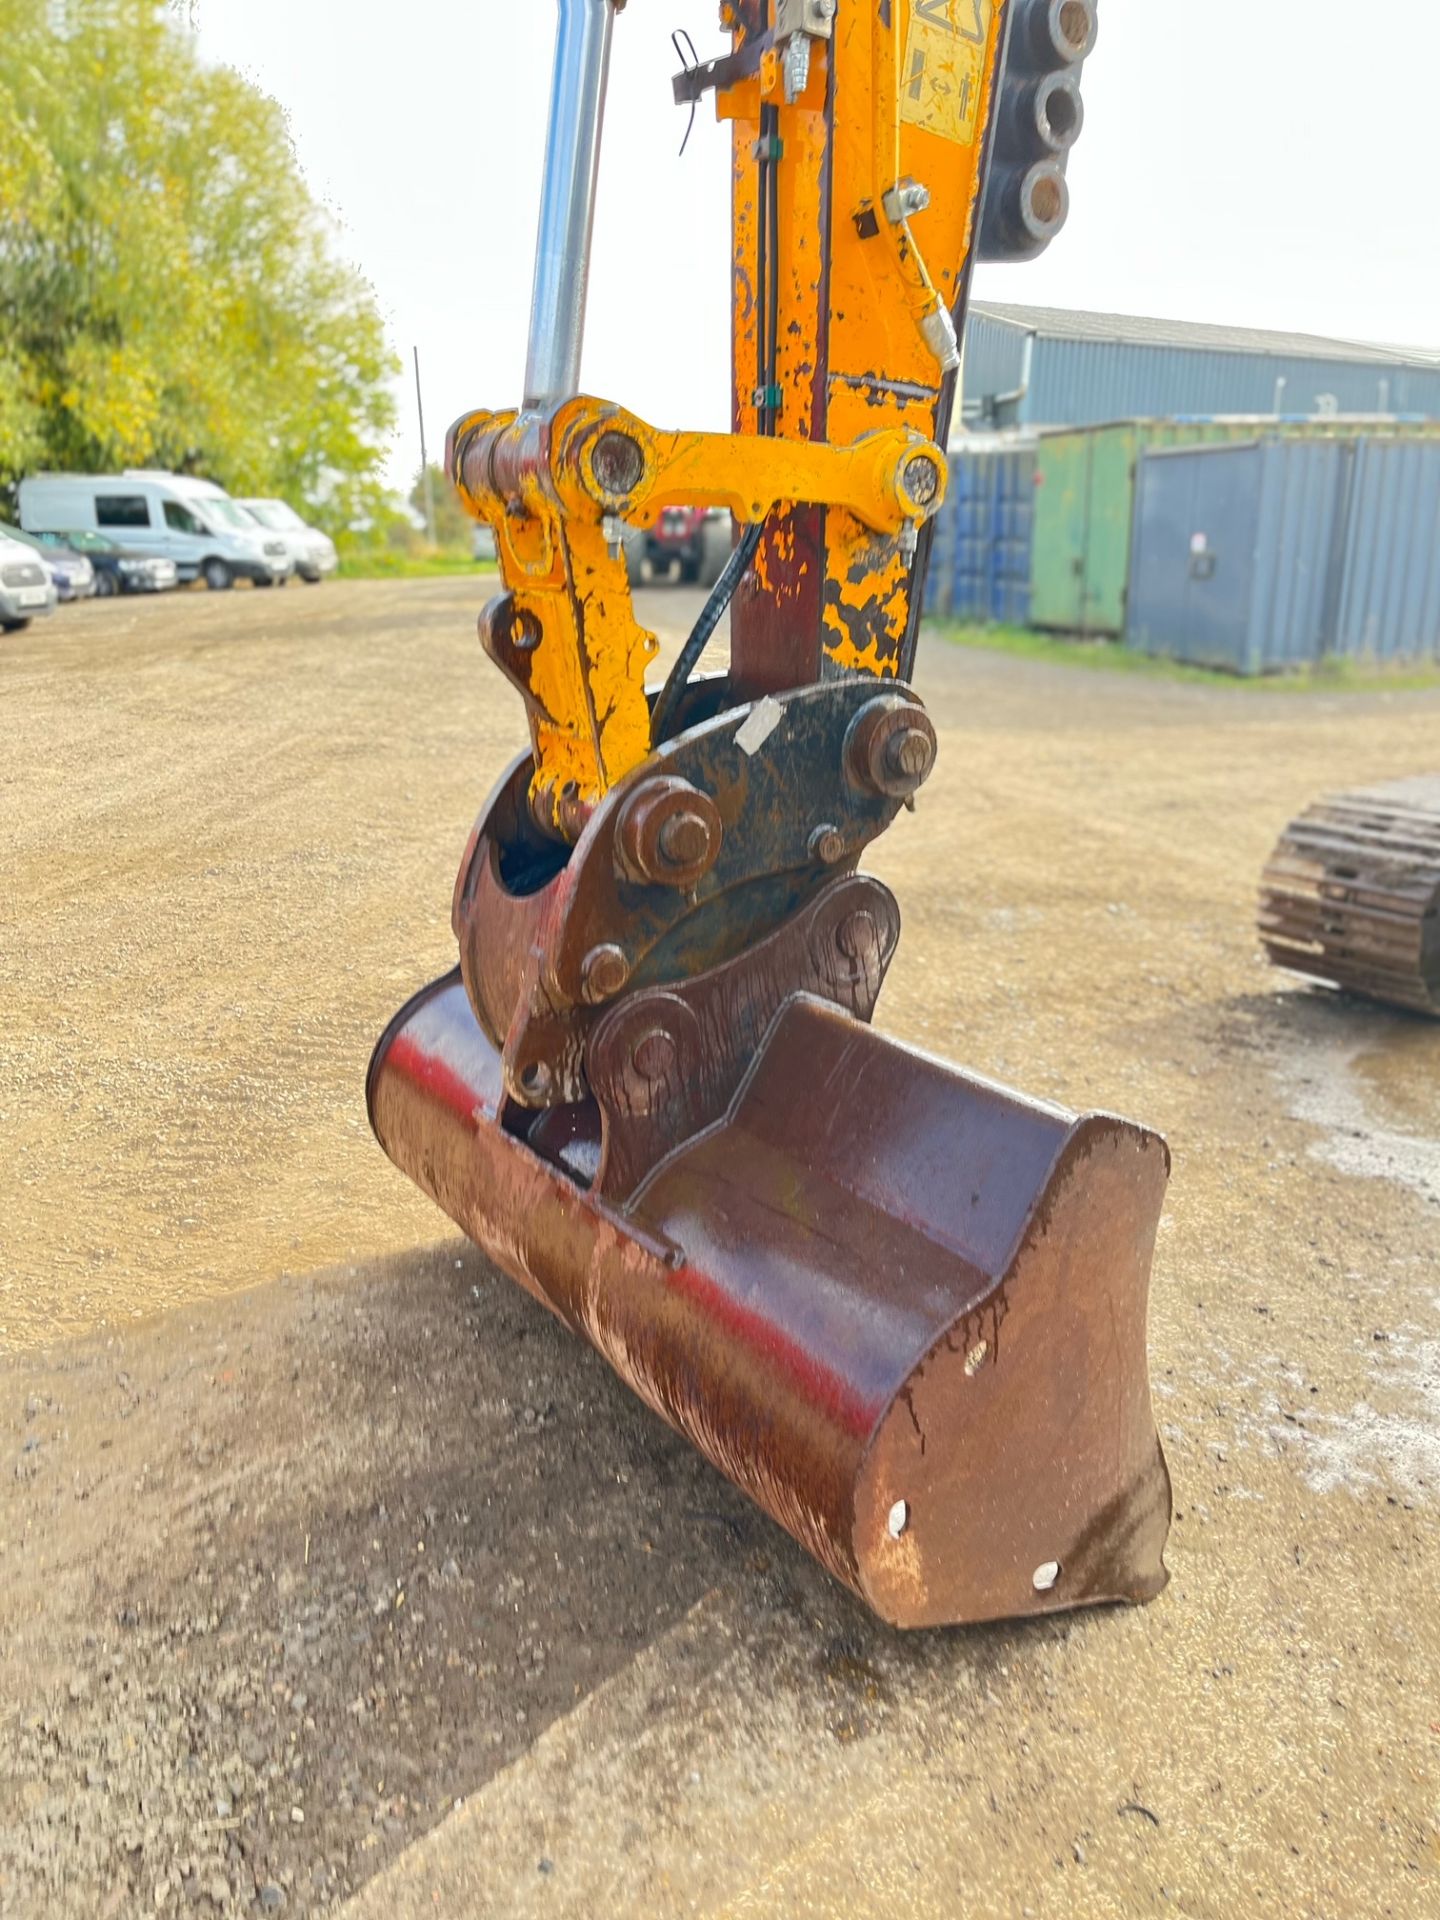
980 0 1099 262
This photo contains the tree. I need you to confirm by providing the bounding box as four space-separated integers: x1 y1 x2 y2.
0 0 397 531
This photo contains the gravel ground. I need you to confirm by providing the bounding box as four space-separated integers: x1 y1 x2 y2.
2 580 1438 1916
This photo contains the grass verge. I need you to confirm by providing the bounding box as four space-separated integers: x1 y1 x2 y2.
928 620 1440 694
337 551 499 581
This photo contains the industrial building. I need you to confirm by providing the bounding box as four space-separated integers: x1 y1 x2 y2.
961 304 1440 430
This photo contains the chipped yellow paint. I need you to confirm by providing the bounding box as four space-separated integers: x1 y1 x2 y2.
449 0 1007 830
829 0 1006 679
716 1 1008 677
451 393 944 834
822 516 914 677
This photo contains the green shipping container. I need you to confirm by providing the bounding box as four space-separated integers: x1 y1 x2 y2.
1029 418 1440 637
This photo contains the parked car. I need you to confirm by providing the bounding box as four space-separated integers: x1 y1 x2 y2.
0 532 59 631
19 471 291 589
28 528 179 597
236 498 339 583
0 522 95 601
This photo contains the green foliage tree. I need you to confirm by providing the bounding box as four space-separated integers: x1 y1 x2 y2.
0 0 397 531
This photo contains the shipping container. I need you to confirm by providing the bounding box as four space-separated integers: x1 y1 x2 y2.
1029 416 1440 637
1334 440 1440 661
926 445 1035 626
1126 437 1440 674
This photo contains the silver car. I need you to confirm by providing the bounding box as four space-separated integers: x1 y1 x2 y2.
0 521 95 601
0 533 58 631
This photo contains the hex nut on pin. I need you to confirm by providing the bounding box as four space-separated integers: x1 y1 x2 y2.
809 824 847 865
616 777 724 889
888 729 934 784
845 697 938 800
581 944 630 1005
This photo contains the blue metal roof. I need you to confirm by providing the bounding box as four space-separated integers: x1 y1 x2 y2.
962 304 1440 428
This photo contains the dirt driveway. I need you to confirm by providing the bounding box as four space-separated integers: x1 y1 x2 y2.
2 580 1438 1917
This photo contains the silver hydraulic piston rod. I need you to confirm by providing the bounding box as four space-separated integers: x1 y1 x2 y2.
523 0 617 410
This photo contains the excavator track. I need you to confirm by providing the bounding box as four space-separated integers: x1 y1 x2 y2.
1259 776 1440 1015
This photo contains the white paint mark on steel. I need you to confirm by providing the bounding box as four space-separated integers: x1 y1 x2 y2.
735 697 785 757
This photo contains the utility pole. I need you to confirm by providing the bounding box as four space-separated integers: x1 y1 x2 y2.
414 345 437 544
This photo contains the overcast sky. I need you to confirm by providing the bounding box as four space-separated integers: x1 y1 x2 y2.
194 0 1440 493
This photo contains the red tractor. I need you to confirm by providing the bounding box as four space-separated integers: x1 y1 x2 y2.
622 505 730 588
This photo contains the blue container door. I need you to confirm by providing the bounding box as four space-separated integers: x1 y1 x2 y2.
1335 440 1440 663
1128 446 1264 671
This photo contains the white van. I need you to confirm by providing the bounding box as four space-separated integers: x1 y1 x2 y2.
18 472 291 590
236 498 339 583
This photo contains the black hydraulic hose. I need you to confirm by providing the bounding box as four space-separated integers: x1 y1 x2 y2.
649 520 765 745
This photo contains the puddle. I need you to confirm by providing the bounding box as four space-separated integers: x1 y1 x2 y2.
1350 1039 1439 1134
1277 1022 1440 1206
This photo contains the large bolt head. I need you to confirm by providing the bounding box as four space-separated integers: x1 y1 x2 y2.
616 777 723 889
844 697 939 801
658 812 713 869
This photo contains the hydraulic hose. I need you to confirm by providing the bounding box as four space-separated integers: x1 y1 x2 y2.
650 520 765 744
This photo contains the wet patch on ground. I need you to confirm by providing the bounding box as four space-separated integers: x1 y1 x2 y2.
1272 993 1440 1207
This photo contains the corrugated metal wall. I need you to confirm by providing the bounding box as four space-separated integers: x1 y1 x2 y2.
1023 341 1440 426
962 313 1032 415
1027 418 1440 637
962 314 1440 428
926 447 1034 626
1126 437 1440 673
1335 441 1440 659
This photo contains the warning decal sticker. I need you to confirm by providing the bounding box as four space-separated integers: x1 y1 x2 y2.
900 0 995 147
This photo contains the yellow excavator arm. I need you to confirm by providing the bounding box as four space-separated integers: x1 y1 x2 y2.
450 0 1091 838
371 2 1176 1632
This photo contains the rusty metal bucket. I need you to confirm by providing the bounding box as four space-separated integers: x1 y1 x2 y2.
369 978 1172 1629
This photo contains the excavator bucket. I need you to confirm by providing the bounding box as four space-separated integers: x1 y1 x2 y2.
1260 776 1440 1015
369 0 1170 1631
370 970 1171 1630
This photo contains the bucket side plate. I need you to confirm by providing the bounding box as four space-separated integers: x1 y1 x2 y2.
369 979 1172 1628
